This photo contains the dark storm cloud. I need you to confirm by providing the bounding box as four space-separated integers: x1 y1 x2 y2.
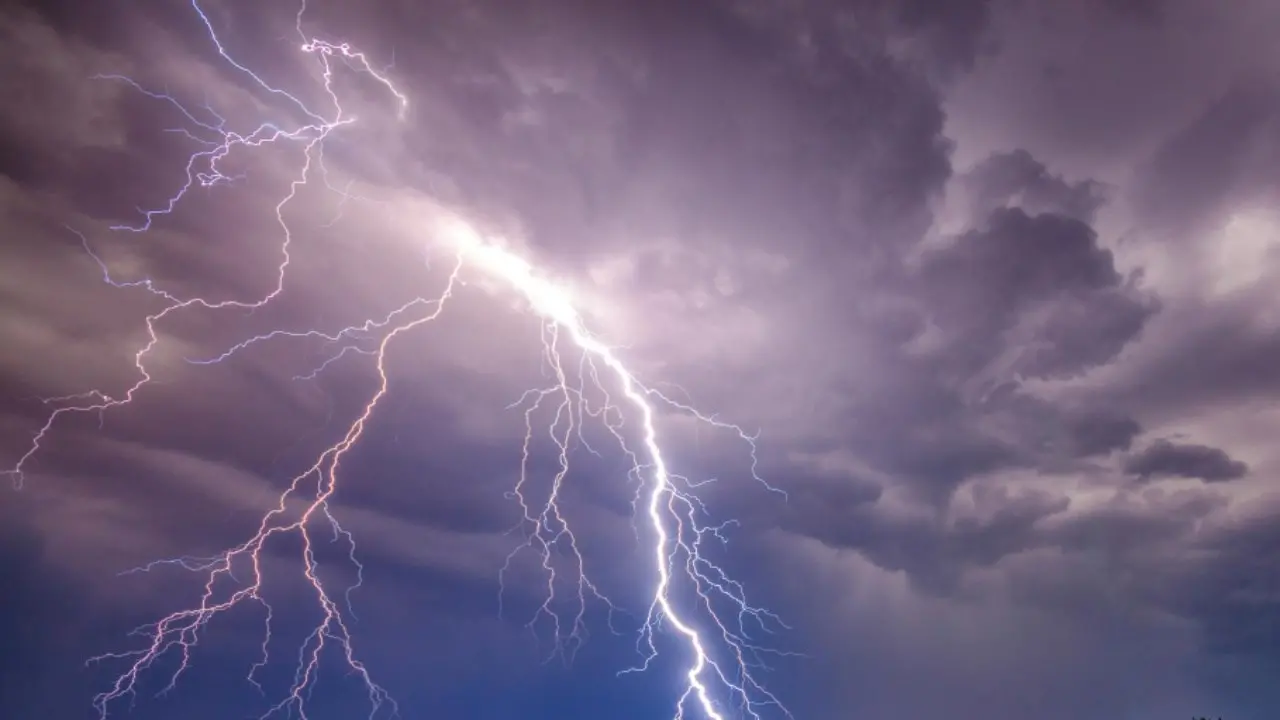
1176 506 1280 657
870 13 1280 713
1061 78 1280 418
776 445 1224 602
785 481 1073 596
767 394 1142 594
3 0 1280 718
918 206 1155 381
959 149 1108 222
995 489 1280 697
775 180 1156 508
1109 306 1280 417
1062 407 1142 456
712 142 1157 511
1123 439 1249 482
1048 489 1225 557
970 388 1141 467
913 142 1153 390
944 0 1280 187
724 145 1160 555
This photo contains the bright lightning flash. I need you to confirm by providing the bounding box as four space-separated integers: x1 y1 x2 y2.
3 2 794 719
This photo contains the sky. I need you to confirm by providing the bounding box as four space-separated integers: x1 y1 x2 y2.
1 0 1279 718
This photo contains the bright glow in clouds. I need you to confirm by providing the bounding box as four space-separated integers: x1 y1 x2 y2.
1211 208 1280 296
1 2 793 719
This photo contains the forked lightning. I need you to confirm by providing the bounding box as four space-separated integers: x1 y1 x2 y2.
3 2 793 718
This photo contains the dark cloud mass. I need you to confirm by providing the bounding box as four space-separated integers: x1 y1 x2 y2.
3 0 1280 718
917 206 1155 382
1124 439 1249 482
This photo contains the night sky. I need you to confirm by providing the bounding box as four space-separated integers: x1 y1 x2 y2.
3 0 1280 718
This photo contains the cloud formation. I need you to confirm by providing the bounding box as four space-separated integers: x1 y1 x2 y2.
1124 439 1249 482
2 0 1279 718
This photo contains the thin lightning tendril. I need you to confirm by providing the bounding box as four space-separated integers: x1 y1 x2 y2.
3 2 794 719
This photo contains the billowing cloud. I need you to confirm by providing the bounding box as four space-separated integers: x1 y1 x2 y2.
917 206 1155 382
1124 439 1249 482
2 0 1279 718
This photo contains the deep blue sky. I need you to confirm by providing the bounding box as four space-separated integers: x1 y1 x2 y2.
3 0 1280 718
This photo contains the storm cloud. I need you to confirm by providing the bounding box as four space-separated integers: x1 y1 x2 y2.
1124 439 1249 482
2 0 1280 718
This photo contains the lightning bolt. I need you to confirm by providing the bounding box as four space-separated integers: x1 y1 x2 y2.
4 2 795 719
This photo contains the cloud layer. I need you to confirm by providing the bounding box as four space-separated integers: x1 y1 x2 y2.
2 0 1279 718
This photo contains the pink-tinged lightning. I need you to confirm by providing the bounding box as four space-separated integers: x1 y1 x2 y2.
3 2 795 719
